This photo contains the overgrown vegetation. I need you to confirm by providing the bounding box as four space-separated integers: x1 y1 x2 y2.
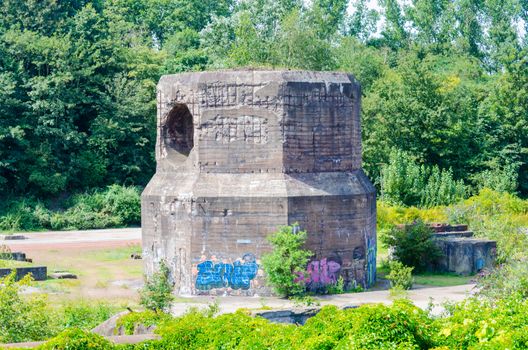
116 310 171 335
0 185 141 232
38 328 113 350
0 272 118 344
1 0 527 211
380 150 467 208
140 260 175 312
386 260 414 290
0 273 54 343
261 224 312 297
378 189 528 264
381 220 442 273
29 295 528 349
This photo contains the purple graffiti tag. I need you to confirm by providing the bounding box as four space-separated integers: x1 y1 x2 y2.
302 258 341 289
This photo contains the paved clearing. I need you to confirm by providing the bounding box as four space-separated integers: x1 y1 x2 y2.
170 283 476 316
4 227 141 249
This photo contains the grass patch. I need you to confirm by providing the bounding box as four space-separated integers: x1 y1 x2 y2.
412 273 473 287
35 279 80 293
85 244 141 262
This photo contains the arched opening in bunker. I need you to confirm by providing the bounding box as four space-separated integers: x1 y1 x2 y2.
164 103 194 157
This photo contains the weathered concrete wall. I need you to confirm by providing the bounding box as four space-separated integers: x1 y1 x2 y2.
142 70 376 295
427 224 497 274
435 238 496 275
0 266 47 281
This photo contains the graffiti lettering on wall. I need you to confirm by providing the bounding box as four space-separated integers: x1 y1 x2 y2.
195 253 258 291
366 237 376 287
297 258 341 290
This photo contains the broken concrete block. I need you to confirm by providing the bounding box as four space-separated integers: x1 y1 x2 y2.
49 272 78 279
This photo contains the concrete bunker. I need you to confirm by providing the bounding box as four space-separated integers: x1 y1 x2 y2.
142 70 377 296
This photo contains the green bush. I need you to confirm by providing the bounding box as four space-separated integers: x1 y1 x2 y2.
116 310 171 335
0 199 51 232
0 185 141 232
436 296 528 349
103 185 141 225
59 301 117 331
387 260 414 290
446 188 528 262
380 149 466 208
381 220 443 272
0 272 55 343
31 294 528 350
54 185 141 230
152 301 436 350
140 260 174 312
325 276 346 294
477 259 528 300
261 224 313 297
37 328 113 350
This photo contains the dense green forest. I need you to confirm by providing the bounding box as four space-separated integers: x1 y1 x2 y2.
0 0 527 202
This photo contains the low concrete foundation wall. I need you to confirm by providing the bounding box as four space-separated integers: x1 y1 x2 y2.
435 238 496 275
0 266 47 281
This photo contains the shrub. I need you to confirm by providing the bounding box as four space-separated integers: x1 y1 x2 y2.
0 199 50 232
472 154 520 194
0 272 55 343
381 220 443 272
0 185 141 232
387 260 414 290
30 294 528 350
379 149 466 207
446 188 528 262
59 301 117 331
140 260 174 312
103 184 141 225
261 224 313 297
54 185 141 230
337 301 436 349
477 258 528 300
436 296 528 349
377 201 448 231
38 328 113 350
325 276 346 294
116 310 172 335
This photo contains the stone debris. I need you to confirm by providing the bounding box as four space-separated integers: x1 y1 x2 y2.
49 271 78 279
0 235 26 240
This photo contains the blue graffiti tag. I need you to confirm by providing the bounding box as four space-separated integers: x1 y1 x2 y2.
366 237 376 287
195 253 258 290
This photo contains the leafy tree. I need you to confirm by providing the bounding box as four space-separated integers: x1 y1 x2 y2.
272 9 336 70
1 0 528 203
346 0 379 42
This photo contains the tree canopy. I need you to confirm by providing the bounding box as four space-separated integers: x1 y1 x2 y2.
0 0 526 200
